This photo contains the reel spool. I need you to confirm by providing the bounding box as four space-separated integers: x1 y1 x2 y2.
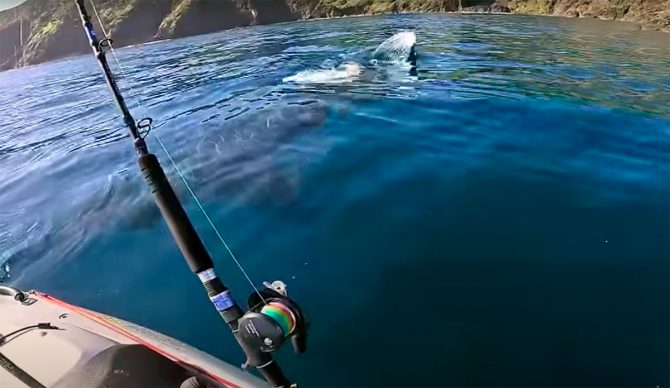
238 281 307 355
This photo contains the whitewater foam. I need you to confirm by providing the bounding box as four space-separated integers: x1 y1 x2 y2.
283 62 363 84
283 31 417 85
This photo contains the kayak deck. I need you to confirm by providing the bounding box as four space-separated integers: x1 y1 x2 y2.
0 288 263 387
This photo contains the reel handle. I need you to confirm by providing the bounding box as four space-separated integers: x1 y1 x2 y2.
291 328 307 354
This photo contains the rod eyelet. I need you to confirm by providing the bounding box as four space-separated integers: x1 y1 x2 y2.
98 38 113 52
138 117 153 139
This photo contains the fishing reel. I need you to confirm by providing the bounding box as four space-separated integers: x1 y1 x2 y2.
238 281 307 363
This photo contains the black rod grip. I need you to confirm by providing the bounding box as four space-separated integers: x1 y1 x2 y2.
255 360 291 388
138 153 214 273
233 329 291 387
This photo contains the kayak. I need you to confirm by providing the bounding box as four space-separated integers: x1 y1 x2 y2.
0 286 264 388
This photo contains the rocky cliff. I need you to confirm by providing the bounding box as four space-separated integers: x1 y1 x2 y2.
509 0 670 30
0 0 668 71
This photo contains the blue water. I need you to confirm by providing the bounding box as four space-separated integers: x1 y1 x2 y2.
1 14 669 386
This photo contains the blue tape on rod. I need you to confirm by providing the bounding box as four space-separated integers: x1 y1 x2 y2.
210 291 235 311
85 27 96 42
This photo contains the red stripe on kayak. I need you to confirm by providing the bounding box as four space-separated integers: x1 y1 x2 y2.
37 293 242 388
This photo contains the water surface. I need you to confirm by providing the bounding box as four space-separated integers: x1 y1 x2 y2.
1 14 668 387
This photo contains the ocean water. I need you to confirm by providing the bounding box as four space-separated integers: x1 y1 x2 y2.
1 14 669 387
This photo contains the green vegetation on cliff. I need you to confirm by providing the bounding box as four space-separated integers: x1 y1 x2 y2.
0 0 159 69
509 0 670 28
316 0 459 13
0 0 668 71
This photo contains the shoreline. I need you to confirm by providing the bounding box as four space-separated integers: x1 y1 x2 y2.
1 11 666 73
297 10 666 32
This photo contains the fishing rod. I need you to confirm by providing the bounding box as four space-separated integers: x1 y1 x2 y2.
73 1 307 386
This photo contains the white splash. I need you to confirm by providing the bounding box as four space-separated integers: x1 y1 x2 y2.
283 62 362 84
282 31 417 85
372 31 417 63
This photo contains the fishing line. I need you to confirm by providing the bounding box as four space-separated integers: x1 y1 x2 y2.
88 0 267 304
155 139 267 305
